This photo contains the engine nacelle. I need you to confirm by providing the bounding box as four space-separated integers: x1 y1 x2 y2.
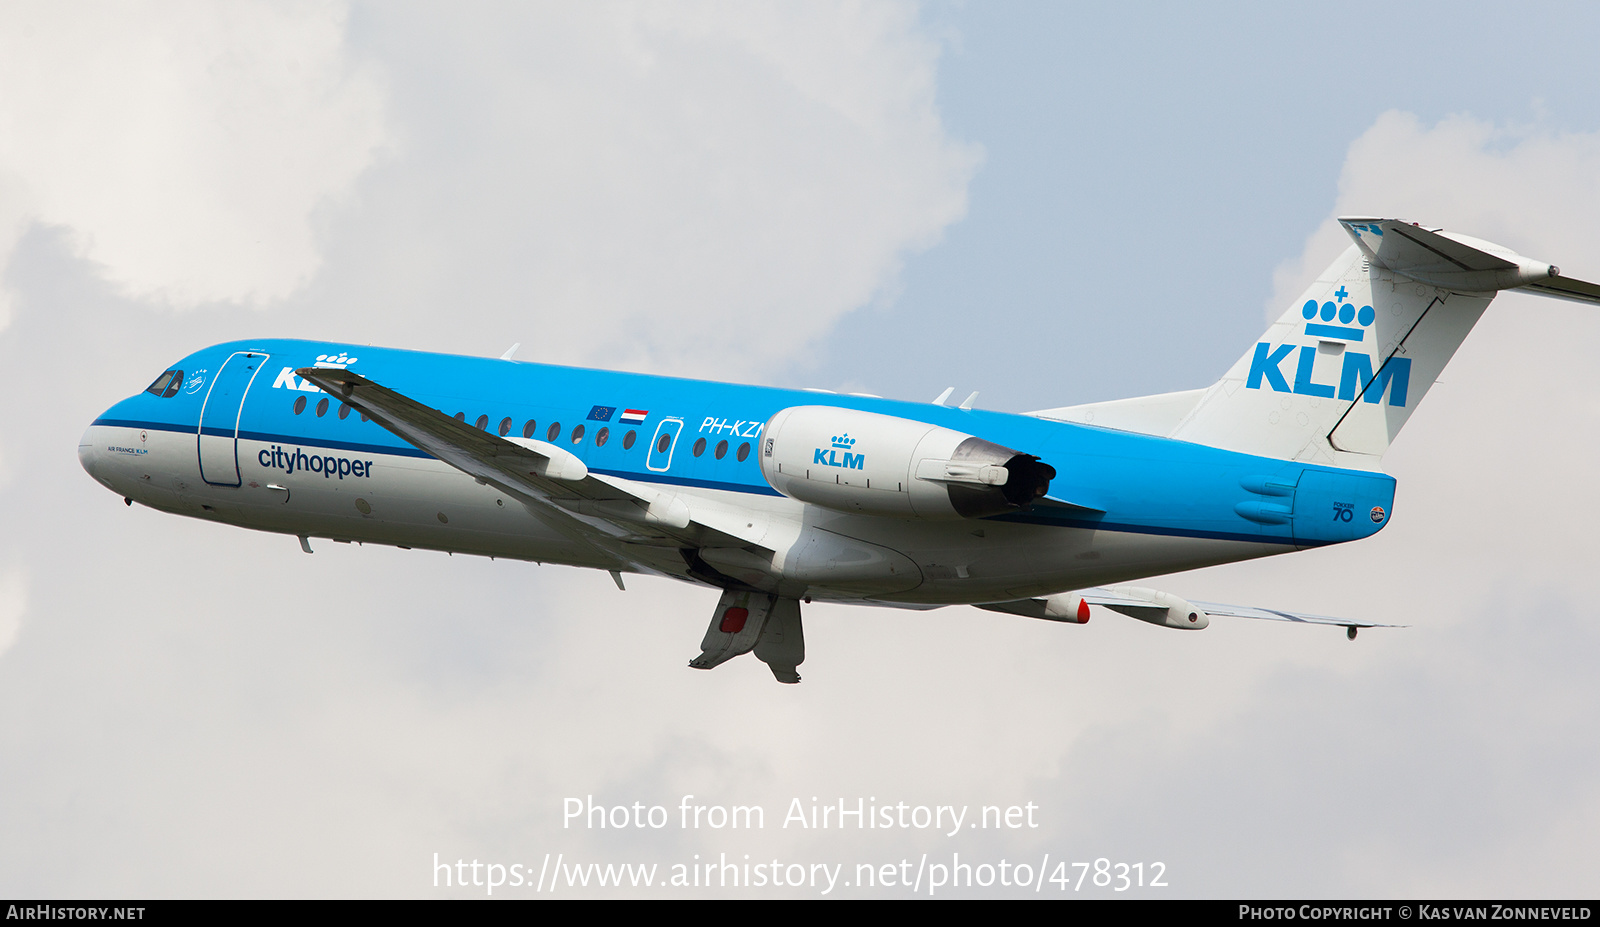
759 406 1056 519
976 593 1091 624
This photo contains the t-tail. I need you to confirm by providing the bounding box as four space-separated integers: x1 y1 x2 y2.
1039 218 1600 463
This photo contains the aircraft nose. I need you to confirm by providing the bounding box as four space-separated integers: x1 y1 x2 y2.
78 421 104 481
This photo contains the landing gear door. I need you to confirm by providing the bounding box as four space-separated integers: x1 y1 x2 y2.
197 352 269 487
646 418 683 472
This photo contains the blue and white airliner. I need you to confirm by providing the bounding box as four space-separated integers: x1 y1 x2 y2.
78 219 1600 682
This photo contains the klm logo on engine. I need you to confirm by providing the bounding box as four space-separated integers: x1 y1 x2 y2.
1246 289 1411 407
813 433 864 469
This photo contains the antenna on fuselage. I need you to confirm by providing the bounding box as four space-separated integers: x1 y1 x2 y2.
500 343 522 361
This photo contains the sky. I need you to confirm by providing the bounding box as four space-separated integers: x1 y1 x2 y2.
3 0 1600 898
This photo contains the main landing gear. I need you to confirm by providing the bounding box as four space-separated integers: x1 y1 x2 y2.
690 590 805 684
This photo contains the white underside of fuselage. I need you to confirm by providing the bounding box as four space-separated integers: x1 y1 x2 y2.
80 425 1288 607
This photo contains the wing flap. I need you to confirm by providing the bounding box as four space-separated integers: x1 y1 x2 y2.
1188 599 1402 629
980 585 1402 632
1080 584 1401 629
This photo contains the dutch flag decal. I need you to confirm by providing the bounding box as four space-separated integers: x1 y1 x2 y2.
620 409 648 425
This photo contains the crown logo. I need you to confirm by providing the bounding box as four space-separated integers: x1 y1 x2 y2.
1301 286 1375 342
313 352 359 368
831 434 856 449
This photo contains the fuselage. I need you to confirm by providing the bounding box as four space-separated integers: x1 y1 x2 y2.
78 339 1395 606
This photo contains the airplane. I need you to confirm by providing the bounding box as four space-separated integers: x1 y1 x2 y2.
77 218 1600 683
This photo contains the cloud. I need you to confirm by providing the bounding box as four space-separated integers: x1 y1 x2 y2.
0 1 976 378
1270 110 1600 313
0 0 387 320
0 568 25 661
290 0 979 379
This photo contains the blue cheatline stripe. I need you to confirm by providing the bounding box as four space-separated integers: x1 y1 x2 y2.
92 417 1309 546
235 429 433 459
95 417 191 432
93 417 780 496
96 418 431 459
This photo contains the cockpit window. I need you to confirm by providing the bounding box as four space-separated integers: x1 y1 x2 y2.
145 370 183 398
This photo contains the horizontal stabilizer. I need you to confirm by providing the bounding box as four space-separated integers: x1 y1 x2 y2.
1340 217 1600 302
1517 273 1600 305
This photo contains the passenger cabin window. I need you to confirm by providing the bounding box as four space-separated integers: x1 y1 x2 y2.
475 414 489 431
522 420 537 439
547 422 562 442
499 417 513 436
622 430 636 450
595 427 609 447
144 370 183 398
316 398 329 417
571 424 585 444
294 396 307 415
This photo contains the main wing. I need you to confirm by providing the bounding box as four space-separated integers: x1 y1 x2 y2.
1183 596 1402 631
980 585 1402 638
294 367 768 559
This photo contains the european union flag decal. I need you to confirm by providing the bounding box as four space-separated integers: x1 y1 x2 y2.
587 405 616 422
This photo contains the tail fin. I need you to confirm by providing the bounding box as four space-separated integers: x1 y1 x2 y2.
1169 218 1600 462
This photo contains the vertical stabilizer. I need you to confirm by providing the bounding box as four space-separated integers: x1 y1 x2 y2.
1169 222 1525 462
1042 219 1598 460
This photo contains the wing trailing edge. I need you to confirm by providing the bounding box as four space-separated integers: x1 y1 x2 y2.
980 585 1402 637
